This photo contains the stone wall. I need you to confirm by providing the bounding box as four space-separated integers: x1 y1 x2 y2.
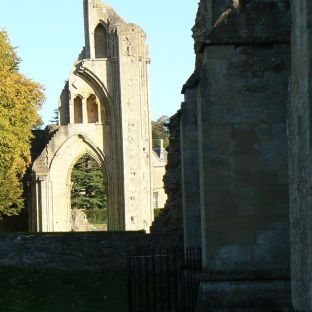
289 0 312 310
181 0 292 310
0 232 182 272
181 86 201 249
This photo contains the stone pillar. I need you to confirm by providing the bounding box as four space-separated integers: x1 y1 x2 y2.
289 0 312 310
82 97 88 124
36 175 50 232
97 99 101 123
187 1 292 310
181 86 201 249
69 98 74 124
36 176 44 232
29 176 38 232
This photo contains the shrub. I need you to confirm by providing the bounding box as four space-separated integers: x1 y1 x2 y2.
154 208 162 219
85 208 107 224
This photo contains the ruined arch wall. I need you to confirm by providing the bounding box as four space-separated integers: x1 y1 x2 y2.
30 0 153 233
48 134 110 232
30 126 120 232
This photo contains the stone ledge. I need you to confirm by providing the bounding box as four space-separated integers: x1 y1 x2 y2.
196 279 293 312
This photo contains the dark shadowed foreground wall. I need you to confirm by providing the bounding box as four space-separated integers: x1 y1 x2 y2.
0 232 181 272
289 0 312 310
181 0 292 310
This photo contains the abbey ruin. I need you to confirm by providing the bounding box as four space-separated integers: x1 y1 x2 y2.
2 0 312 310
171 0 312 310
28 0 154 232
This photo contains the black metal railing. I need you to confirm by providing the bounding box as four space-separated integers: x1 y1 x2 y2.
127 248 202 312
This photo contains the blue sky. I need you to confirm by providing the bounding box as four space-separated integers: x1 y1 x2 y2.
0 1 198 124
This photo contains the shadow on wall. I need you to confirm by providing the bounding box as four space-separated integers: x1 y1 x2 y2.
0 210 28 232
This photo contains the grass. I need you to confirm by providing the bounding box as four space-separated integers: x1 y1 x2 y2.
92 223 107 231
0 266 128 312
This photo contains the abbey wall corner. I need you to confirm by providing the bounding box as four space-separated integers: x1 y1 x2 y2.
167 0 312 310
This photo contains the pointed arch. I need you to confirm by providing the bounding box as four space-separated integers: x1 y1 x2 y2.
51 132 110 178
87 94 99 123
74 63 113 125
74 95 83 123
94 23 108 58
46 133 112 232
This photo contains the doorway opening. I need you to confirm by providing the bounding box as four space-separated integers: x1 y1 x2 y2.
70 153 108 231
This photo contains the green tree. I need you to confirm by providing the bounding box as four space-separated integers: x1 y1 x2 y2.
49 108 59 125
71 154 107 210
0 31 44 217
152 115 170 148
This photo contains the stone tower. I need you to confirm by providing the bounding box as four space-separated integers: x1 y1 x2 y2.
29 0 153 232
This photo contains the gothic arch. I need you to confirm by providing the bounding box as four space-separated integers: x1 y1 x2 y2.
94 23 108 58
50 133 110 175
86 95 97 123
30 0 153 233
75 63 113 125
47 133 112 232
74 95 83 123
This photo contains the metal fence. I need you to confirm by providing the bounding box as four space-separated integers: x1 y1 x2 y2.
127 248 202 312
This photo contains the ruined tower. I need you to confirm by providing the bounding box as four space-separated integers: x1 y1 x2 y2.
29 0 153 232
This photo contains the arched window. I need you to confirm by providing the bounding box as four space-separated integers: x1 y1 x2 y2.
74 96 83 123
94 24 108 58
87 95 99 123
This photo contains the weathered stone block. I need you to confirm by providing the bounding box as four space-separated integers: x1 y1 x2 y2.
205 45 236 59
237 204 255 217
203 124 233 141
196 280 292 312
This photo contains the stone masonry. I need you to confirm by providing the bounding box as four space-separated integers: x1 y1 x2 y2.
180 0 292 310
289 0 312 310
0 232 182 272
29 0 153 232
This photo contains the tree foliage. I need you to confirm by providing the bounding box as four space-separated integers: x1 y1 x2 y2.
0 31 44 217
71 154 107 210
152 115 170 148
49 108 59 125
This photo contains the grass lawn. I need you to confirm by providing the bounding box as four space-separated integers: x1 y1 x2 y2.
92 224 107 231
0 266 128 312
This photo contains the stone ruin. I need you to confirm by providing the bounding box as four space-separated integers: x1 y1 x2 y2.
157 0 312 310
3 0 312 310
27 0 154 233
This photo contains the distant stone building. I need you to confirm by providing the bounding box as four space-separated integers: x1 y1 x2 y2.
29 0 154 232
150 112 183 234
152 140 167 210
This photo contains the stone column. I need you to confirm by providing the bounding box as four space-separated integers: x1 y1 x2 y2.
189 1 292 310
82 97 88 124
289 0 312 310
69 98 74 124
36 176 45 232
97 99 101 123
41 176 48 232
181 87 201 249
